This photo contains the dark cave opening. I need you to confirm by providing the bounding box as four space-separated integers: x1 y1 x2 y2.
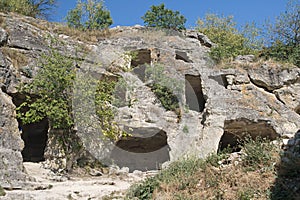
185 74 205 112
175 50 192 63
110 127 170 172
209 74 229 88
219 119 278 152
295 104 300 115
131 49 151 67
131 49 151 81
11 93 49 162
20 118 49 162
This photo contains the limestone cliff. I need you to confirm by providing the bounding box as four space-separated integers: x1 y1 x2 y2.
0 12 299 188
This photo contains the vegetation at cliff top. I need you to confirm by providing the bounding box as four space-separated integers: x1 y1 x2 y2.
142 3 187 31
0 0 56 19
196 0 299 66
66 0 113 31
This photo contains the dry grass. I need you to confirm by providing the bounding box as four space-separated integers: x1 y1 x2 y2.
216 58 296 70
53 25 113 43
126 137 299 200
153 165 276 200
0 16 4 26
1 47 29 68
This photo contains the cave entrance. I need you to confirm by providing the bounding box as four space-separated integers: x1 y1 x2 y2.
10 93 49 162
175 50 192 63
110 127 170 172
20 118 49 162
295 104 300 115
185 75 205 112
131 49 151 82
219 119 278 152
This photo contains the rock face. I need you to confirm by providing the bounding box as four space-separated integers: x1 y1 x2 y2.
0 89 28 189
0 12 299 186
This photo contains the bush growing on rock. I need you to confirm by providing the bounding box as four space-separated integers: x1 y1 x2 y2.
197 14 262 63
66 0 113 31
260 0 300 66
142 3 186 31
17 44 75 129
0 0 56 19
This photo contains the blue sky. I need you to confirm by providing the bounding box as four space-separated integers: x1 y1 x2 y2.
52 0 288 28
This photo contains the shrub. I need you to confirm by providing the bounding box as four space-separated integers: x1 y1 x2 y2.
17 42 75 129
197 14 260 63
126 157 203 200
0 0 56 19
142 3 186 31
145 64 183 112
240 136 278 171
262 0 300 66
66 0 113 31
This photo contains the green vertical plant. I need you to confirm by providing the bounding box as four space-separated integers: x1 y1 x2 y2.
66 0 113 31
145 64 183 112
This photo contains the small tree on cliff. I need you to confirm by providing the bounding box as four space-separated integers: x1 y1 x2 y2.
66 0 113 30
142 3 186 31
261 0 300 66
0 0 56 19
17 45 75 129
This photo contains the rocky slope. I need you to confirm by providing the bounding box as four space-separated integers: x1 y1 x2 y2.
0 12 299 193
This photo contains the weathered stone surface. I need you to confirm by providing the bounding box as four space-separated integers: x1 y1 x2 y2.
0 12 299 180
274 83 300 112
235 55 255 63
248 64 300 91
0 89 28 189
0 28 8 46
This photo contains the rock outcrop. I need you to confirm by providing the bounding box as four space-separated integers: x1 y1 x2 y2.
0 89 28 189
0 12 299 188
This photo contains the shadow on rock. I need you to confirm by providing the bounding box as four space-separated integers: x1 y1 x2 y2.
270 130 300 200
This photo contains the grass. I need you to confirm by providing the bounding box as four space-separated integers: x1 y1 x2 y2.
0 15 4 27
125 136 290 200
53 25 113 43
1 47 29 68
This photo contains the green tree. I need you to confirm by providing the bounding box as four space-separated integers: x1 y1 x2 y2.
261 0 300 66
142 3 186 30
0 0 56 19
66 0 113 31
197 14 259 63
17 42 75 129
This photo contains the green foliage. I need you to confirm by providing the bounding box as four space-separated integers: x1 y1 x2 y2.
266 0 300 46
95 77 127 140
0 0 56 19
126 176 159 200
145 64 183 112
66 0 113 31
197 14 260 63
262 0 300 66
142 3 186 31
260 42 300 66
17 42 75 129
205 147 231 167
240 136 277 171
126 157 203 200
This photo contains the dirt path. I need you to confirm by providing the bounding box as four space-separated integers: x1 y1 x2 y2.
2 162 152 200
